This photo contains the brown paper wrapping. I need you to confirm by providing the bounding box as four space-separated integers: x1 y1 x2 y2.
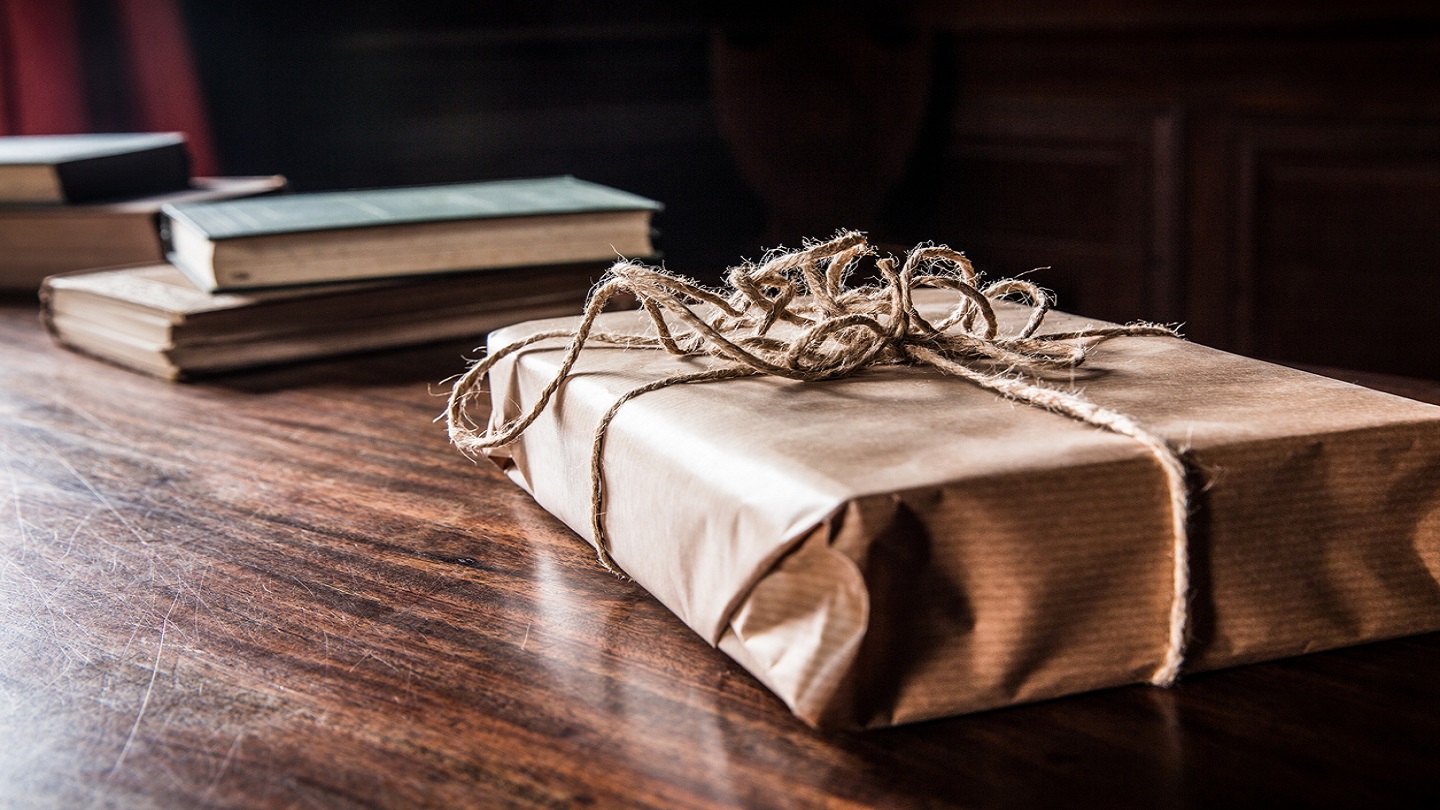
481 292 1440 729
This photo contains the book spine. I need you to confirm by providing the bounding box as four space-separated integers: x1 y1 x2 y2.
158 212 176 256
52 141 193 203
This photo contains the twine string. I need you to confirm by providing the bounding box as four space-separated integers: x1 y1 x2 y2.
446 231 1190 686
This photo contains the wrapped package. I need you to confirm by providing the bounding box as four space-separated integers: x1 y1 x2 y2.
450 237 1440 729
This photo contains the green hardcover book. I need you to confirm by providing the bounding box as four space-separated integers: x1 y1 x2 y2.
161 175 663 291
0 132 191 204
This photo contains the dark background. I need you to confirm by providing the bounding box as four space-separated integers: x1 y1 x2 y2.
176 0 1440 377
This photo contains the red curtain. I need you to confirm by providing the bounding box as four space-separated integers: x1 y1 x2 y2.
0 0 216 175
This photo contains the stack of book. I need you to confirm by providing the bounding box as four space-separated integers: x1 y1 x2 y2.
39 174 663 380
0 132 286 290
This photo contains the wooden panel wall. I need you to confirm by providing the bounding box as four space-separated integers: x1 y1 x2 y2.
181 2 764 276
1224 121 1440 375
181 2 1439 377
929 97 1182 323
921 3 1440 376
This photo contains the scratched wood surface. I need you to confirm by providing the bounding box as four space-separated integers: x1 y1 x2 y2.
2 295 1438 808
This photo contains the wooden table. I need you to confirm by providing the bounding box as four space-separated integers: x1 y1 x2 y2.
2 295 1437 808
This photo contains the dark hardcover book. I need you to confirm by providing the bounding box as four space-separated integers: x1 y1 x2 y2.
161 175 662 291
0 133 192 204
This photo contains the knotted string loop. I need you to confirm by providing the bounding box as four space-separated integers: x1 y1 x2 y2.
446 231 1191 686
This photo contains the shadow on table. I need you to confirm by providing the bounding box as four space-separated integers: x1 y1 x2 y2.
206 337 486 394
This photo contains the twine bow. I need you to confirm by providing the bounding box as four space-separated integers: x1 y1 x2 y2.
446 231 1191 686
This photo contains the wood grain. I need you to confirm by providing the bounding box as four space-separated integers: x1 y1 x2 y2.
2 295 1437 808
